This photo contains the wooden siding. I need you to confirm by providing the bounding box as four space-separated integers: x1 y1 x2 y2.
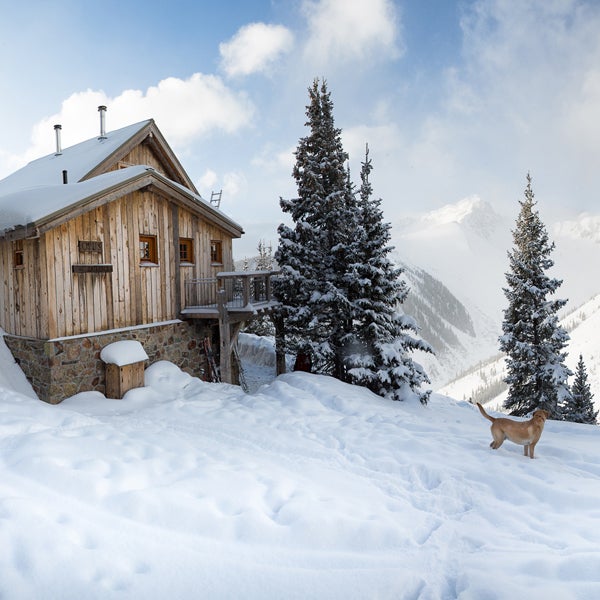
176 207 235 305
0 237 43 338
0 188 236 339
114 143 168 177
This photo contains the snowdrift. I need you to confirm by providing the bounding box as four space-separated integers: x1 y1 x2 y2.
1 360 599 599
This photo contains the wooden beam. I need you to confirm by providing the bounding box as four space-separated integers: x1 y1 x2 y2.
274 313 286 376
217 290 232 384
172 204 181 314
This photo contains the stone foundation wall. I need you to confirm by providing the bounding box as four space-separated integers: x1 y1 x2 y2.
5 320 216 404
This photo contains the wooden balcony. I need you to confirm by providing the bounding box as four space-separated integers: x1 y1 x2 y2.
180 270 280 323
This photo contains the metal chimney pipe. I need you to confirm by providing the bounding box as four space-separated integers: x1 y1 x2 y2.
98 105 107 139
54 124 62 155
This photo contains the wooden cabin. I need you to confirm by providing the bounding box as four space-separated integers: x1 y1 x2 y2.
0 108 278 403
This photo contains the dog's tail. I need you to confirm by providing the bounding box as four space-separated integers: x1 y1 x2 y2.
476 402 495 422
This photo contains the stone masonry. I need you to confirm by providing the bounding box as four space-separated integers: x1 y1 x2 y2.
5 320 215 404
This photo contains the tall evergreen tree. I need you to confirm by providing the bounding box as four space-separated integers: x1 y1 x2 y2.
563 355 598 424
274 79 357 379
499 174 572 417
346 145 432 403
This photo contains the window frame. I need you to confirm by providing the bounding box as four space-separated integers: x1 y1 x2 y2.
139 234 158 265
210 240 223 265
13 239 24 268
179 237 194 265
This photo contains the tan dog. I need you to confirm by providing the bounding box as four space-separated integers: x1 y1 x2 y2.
477 402 549 459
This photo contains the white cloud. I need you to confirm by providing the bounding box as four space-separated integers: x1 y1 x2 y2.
194 169 247 206
220 23 294 77
251 145 296 173
197 169 218 194
391 0 600 212
302 0 402 67
564 68 600 170
6 74 255 173
222 171 247 198
342 123 403 164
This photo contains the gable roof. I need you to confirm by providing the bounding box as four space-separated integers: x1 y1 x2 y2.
0 119 197 198
0 165 243 239
0 118 243 240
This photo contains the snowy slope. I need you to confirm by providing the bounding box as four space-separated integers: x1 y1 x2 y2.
440 294 600 416
0 345 599 599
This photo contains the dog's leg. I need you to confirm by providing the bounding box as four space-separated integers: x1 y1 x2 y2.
524 445 529 457
528 443 536 459
490 436 504 450
490 425 505 450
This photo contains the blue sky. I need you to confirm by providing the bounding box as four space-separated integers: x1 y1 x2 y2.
1 0 599 256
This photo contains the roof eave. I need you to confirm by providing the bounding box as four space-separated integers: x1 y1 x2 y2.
4 169 244 240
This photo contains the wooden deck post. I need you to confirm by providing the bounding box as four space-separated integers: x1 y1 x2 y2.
274 313 286 376
242 276 251 306
217 289 232 383
266 274 272 302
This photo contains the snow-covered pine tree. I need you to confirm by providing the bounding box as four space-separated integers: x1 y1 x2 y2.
563 355 598 424
346 145 432 403
256 240 274 271
274 79 357 379
499 174 572 417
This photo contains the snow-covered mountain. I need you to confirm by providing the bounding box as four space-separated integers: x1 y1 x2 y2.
394 196 510 321
398 262 498 387
392 197 509 387
393 197 600 399
395 195 600 316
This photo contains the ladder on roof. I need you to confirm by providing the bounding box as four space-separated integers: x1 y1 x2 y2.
210 190 222 208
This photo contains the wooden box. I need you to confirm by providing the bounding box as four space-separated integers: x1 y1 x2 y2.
105 361 145 399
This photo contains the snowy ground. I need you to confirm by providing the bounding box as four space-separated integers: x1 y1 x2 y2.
1 334 600 599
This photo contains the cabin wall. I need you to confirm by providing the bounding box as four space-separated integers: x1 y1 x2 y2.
37 189 235 339
42 206 111 339
177 206 234 304
2 186 236 403
115 143 167 176
0 237 45 338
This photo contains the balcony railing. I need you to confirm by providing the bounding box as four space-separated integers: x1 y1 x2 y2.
184 270 279 312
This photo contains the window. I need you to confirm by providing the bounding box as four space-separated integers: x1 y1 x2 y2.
13 239 24 268
139 235 158 264
210 240 223 265
179 238 194 264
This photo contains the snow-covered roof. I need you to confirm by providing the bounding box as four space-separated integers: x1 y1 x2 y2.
100 340 149 366
0 118 243 238
0 165 243 238
0 165 151 232
0 120 151 197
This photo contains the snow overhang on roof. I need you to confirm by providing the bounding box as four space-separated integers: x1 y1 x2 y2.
0 166 244 240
